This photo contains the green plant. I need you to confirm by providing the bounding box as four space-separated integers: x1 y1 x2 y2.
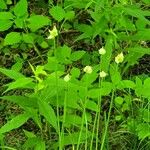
0 0 150 149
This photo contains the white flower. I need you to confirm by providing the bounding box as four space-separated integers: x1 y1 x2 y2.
98 47 106 55
47 26 58 39
83 66 93 74
99 71 107 78
64 74 71 82
115 52 124 64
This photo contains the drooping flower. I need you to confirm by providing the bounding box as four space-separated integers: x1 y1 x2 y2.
98 47 106 55
99 71 107 78
83 66 93 74
64 74 71 82
115 52 124 64
47 25 58 39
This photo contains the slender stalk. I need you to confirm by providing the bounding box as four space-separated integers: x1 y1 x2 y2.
61 83 68 148
53 38 62 150
100 90 115 150
95 77 102 150
76 75 88 150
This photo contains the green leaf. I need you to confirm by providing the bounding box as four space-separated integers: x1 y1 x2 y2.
115 97 124 105
0 95 38 108
22 33 34 44
27 15 51 31
0 67 25 79
35 140 45 150
52 131 91 149
123 6 150 25
14 0 28 17
0 20 13 31
4 77 33 93
49 6 65 21
130 29 150 41
110 64 122 86
38 99 58 132
62 115 82 127
4 32 22 45
65 11 75 20
136 123 150 140
0 12 14 20
0 112 30 134
70 67 80 78
70 51 86 61
0 0 7 9
100 37 113 72
118 80 135 89
55 45 72 64
86 100 99 112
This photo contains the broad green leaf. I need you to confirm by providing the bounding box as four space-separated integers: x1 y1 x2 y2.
14 0 28 17
0 12 14 20
27 15 51 31
22 33 34 44
4 77 33 93
118 80 135 89
0 95 38 108
110 64 122 86
35 140 45 150
55 45 72 64
62 115 82 127
0 68 25 79
130 29 150 41
23 130 36 138
0 112 30 134
136 123 150 140
70 51 86 61
0 20 13 31
0 0 7 9
65 11 75 20
115 97 124 106
126 47 150 54
38 99 58 132
88 83 112 98
4 32 22 45
14 17 28 28
49 6 65 21
23 137 42 149
123 6 150 25
71 67 80 78
100 36 113 72
86 100 99 112
142 0 150 4
24 107 42 129
142 78 150 98
75 24 93 41
52 131 91 149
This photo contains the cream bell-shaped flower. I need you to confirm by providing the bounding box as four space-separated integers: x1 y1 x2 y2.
48 26 58 39
83 66 93 74
115 52 124 64
98 47 106 55
64 74 71 82
99 71 107 78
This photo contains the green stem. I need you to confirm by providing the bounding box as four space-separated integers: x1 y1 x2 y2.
61 83 68 148
77 75 88 150
100 90 115 150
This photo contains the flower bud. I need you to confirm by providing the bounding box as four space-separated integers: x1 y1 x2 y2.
64 74 71 82
99 71 107 78
115 52 124 64
83 66 93 74
98 47 106 55
48 25 58 39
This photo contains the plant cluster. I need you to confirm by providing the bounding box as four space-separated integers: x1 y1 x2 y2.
0 0 150 149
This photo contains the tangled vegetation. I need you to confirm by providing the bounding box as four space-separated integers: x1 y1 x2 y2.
0 0 150 149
